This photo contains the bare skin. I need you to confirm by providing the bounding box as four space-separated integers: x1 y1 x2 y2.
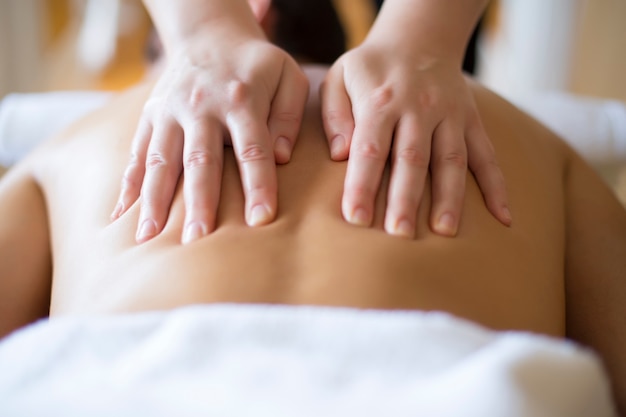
0 68 625 412
116 0 510 243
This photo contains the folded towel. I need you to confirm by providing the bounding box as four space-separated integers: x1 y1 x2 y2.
0 91 111 167
0 304 616 416
513 93 626 163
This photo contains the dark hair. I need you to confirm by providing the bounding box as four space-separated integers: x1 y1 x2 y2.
145 1 347 65
272 0 346 64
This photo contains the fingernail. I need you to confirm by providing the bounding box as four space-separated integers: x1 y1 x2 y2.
330 135 345 159
347 207 370 227
391 219 414 239
137 219 157 242
502 206 512 226
110 202 124 221
436 213 456 236
248 204 272 227
183 222 207 244
275 136 292 163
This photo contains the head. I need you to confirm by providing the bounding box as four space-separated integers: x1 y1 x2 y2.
146 0 346 66
250 0 347 64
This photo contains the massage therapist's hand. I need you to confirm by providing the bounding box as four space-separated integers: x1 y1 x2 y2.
111 0 309 244
320 0 511 239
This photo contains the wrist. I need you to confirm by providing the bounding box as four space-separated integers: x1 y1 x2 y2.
171 21 266 57
361 32 462 71
145 0 264 55
365 0 487 66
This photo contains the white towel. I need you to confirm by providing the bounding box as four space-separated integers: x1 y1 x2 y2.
513 92 626 163
0 304 616 416
0 91 111 167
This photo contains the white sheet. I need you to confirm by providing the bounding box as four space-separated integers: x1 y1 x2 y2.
513 92 626 163
0 91 111 167
0 304 616 416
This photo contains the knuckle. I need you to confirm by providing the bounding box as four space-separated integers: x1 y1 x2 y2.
121 155 143 189
237 143 272 163
474 155 501 176
227 80 252 106
128 151 141 166
271 110 301 125
145 152 170 170
142 98 161 115
121 170 139 191
416 90 436 109
368 85 394 110
184 150 221 171
323 109 350 127
187 86 211 114
395 147 429 168
353 141 386 161
440 150 467 169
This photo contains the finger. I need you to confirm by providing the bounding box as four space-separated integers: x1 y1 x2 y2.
136 117 184 243
430 119 467 237
384 115 432 239
320 66 354 161
466 114 512 226
111 118 152 220
180 119 224 244
269 60 309 164
342 102 396 227
227 109 277 227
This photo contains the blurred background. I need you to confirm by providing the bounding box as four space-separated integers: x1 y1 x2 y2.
0 0 151 92
0 0 625 203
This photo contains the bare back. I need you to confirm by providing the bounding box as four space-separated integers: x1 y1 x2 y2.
35 73 572 334
2 68 626 411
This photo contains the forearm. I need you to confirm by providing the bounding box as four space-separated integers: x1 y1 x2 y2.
368 0 489 65
142 0 264 55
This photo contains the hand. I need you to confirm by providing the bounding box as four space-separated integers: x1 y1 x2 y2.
111 27 309 244
321 42 511 238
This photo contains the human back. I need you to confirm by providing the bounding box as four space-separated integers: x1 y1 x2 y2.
23 68 571 338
